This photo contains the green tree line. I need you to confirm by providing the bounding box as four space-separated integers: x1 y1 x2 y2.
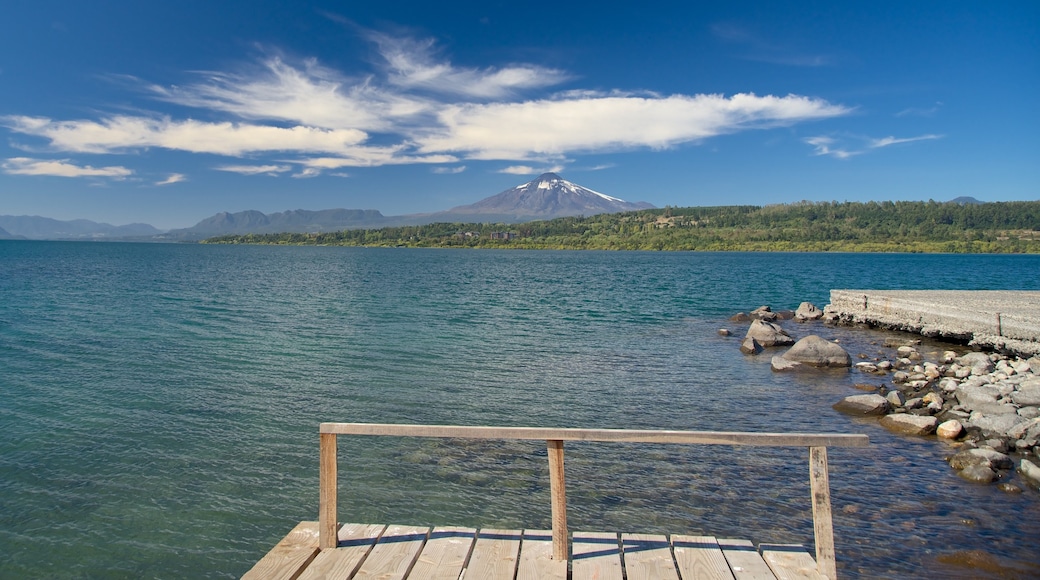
202 200 1040 253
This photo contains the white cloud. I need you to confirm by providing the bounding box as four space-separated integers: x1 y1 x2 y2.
432 166 466 174
869 134 942 148
369 33 570 98
807 133 942 159
422 93 849 160
156 173 186 185
215 164 292 175
498 164 565 175
2 157 132 178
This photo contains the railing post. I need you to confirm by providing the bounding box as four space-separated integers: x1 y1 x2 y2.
319 432 338 550
809 446 837 579
547 439 568 561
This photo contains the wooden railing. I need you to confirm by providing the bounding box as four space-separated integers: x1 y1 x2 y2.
318 423 869 579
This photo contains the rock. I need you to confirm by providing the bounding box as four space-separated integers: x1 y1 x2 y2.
855 362 879 373
879 414 937 436
885 391 906 407
833 394 890 416
876 360 893 371
949 448 1014 471
998 482 1023 493
969 413 1027 438
717 328 732 336
794 302 824 321
1029 356 1040 374
751 305 778 321
937 419 963 439
1007 418 1040 440
884 337 920 348
1021 459 1040 483
1019 406 1040 419
957 465 997 483
771 355 802 372
959 352 995 375
941 351 958 364
740 337 763 355
1012 384 1040 406
744 319 795 347
781 335 852 367
730 312 751 322
922 392 943 406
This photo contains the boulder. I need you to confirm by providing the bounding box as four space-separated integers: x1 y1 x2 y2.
1012 384 1040 406
794 302 823 321
958 352 995 375
886 391 906 407
833 394 890 416
879 414 937 436
744 320 795 347
771 356 802 372
957 465 997 483
969 413 1027 438
717 328 732 336
936 419 963 439
781 335 851 367
740 337 763 355
949 448 1014 471
1021 459 1040 484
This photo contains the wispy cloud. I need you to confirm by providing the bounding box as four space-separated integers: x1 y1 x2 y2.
215 164 292 175
806 133 943 159
1 27 851 177
896 102 942 117
432 165 466 174
156 173 186 185
2 157 132 178
711 23 833 67
498 165 566 175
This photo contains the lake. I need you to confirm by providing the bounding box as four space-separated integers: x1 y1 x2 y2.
1 241 1039 578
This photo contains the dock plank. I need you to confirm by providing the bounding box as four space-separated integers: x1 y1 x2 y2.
571 532 623 580
242 521 323 580
407 526 476 580
463 529 521 580
516 530 567 580
351 524 429 580
718 539 775 580
296 523 386 580
672 535 735 580
622 533 679 580
759 544 825 580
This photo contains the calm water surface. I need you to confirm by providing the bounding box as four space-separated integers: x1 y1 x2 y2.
1 242 1039 578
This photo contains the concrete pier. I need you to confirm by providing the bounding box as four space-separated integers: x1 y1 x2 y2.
827 290 1040 356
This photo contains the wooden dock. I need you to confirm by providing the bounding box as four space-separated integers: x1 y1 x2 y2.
244 521 827 579
243 423 869 580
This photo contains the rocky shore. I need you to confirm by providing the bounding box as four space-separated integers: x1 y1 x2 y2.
726 302 1040 493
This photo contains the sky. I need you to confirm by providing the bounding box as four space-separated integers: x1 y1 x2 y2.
0 1 1036 230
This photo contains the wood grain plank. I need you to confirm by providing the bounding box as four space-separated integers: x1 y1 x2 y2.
571 531 623 580
296 523 386 580
621 533 679 580
242 521 324 580
516 530 567 580
463 528 522 580
672 535 735 580
718 539 776 580
759 544 825 580
809 447 836 580
407 526 477 580
351 524 429 580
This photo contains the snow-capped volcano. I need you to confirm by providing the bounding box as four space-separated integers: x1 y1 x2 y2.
445 173 654 220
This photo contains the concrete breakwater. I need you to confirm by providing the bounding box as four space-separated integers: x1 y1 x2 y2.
826 290 1040 357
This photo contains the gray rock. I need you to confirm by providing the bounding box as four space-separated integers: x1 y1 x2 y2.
959 352 995 375
770 355 802 372
936 419 963 439
833 394 890 416
1012 384 1040 406
956 385 1016 415
879 414 937 436
886 391 906 407
1007 418 1040 440
717 328 732 336
958 465 997 483
781 335 852 367
740 337 762 355
794 302 824 321
745 319 795 347
949 447 1014 470
1021 459 1040 483
969 413 1027 437
1019 407 1040 419
1029 356 1040 374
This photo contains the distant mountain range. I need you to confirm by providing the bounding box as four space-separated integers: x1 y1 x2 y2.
0 173 655 241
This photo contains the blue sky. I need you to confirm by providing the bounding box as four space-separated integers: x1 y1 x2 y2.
0 0 1036 229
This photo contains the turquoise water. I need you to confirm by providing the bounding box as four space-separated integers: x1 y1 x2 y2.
2 241 1039 578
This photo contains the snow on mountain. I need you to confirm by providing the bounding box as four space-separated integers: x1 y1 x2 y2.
444 173 654 219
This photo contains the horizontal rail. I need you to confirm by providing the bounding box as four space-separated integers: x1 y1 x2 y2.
319 422 869 448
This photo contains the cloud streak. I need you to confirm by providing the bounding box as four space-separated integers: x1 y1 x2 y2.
807 133 943 159
2 157 132 178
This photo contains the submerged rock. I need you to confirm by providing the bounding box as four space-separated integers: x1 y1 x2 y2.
770 355 802 372
833 394 890 416
880 414 937 436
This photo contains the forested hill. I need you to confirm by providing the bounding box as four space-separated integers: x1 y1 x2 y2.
203 200 1040 253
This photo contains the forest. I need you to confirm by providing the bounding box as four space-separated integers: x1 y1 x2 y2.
203 200 1040 253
